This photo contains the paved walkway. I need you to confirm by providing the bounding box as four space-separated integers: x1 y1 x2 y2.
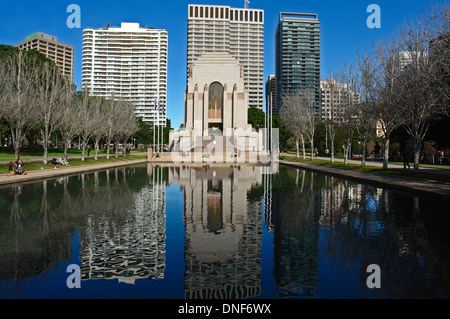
311 155 450 176
279 155 450 199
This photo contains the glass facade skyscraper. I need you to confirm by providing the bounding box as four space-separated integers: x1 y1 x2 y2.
275 13 321 118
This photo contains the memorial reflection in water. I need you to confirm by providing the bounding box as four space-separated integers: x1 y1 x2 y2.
0 164 449 299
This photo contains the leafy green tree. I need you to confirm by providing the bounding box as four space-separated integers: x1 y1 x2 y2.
247 106 291 151
248 106 265 131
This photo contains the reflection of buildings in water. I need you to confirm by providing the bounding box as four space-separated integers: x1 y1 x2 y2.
169 165 263 299
318 177 349 228
263 166 274 231
272 169 320 297
79 167 166 284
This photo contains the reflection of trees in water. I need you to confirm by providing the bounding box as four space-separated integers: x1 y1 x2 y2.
0 166 152 297
272 167 320 297
271 165 450 298
317 176 449 298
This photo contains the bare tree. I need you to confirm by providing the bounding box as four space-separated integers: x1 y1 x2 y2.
102 98 116 160
110 98 138 158
35 62 66 164
374 39 406 169
91 97 108 160
355 49 379 167
322 71 340 163
281 91 308 159
338 61 359 165
395 11 449 171
75 91 98 161
425 3 450 104
57 84 80 163
0 50 38 162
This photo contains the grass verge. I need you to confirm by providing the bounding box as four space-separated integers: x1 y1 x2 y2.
0 155 147 174
280 155 450 183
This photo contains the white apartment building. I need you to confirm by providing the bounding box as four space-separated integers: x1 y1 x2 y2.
82 22 168 125
187 4 264 110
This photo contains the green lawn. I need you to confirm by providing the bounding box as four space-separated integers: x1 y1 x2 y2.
0 154 147 174
280 155 450 183
0 147 147 160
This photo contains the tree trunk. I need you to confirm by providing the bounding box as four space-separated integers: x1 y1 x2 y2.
301 135 306 160
361 138 366 167
330 137 335 163
114 140 120 159
64 137 70 163
344 143 349 165
105 135 111 160
296 137 299 159
413 135 421 172
43 143 48 165
310 138 314 161
383 134 390 170
11 126 21 163
94 139 100 160
81 137 88 162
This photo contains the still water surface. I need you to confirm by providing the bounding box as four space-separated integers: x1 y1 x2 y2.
0 164 449 299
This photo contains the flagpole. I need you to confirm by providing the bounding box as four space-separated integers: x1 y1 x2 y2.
270 92 273 155
265 96 267 152
157 100 160 154
160 102 164 154
153 98 156 156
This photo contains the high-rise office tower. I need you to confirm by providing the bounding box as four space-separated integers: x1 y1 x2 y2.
16 32 74 82
275 13 321 118
82 22 168 125
265 75 276 114
187 4 264 110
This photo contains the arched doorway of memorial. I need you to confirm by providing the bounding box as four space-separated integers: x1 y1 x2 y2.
208 82 224 123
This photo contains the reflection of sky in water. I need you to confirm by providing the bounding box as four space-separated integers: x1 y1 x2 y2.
0 164 449 299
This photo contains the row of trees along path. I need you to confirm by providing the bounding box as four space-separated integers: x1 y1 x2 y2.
0 45 138 164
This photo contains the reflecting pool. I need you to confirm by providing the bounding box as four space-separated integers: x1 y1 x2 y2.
0 164 449 299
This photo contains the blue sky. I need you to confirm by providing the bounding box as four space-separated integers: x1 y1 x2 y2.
0 0 440 128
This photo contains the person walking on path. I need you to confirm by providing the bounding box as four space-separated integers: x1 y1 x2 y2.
400 142 411 170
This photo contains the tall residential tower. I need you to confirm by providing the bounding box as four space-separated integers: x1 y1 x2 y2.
82 22 168 125
275 13 321 118
187 4 264 110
